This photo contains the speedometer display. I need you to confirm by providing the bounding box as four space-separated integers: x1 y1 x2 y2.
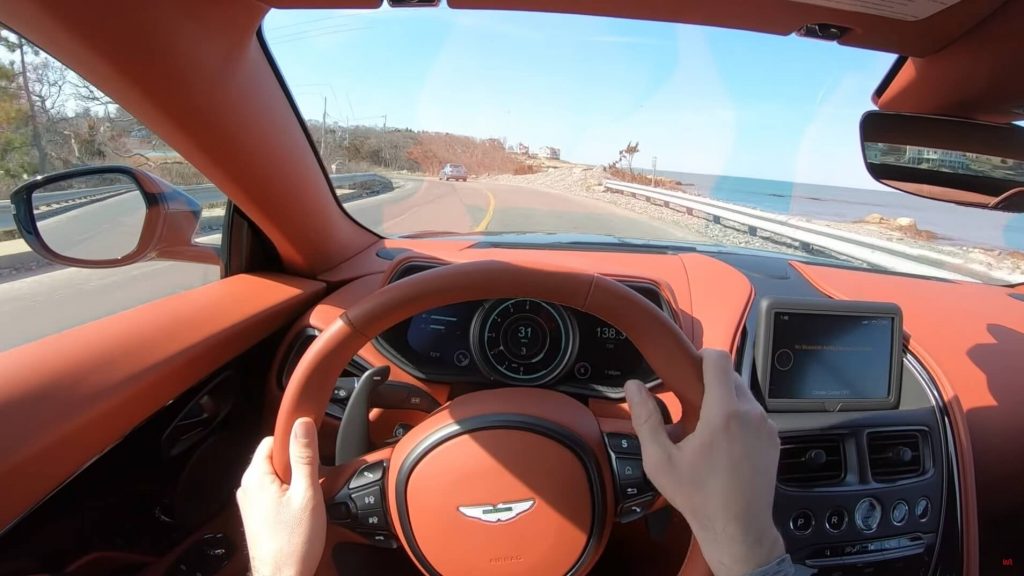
472 299 576 385
571 314 654 386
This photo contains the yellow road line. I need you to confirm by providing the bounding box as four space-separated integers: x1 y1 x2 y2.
474 188 496 231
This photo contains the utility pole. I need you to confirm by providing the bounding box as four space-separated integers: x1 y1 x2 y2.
651 156 658 186
381 114 388 169
319 96 327 157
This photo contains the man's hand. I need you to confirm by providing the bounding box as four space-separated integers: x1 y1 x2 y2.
237 418 326 576
625 349 786 576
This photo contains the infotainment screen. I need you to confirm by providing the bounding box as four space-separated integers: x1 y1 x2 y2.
769 312 893 400
756 298 902 412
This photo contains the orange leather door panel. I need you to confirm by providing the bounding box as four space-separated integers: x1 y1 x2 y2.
0 273 324 533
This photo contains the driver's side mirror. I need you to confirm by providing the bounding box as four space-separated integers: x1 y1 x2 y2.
10 165 219 268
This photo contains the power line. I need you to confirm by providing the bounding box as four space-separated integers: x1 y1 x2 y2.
268 21 372 43
263 12 368 33
271 25 373 45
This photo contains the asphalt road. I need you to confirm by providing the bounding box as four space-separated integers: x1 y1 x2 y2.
0 176 704 351
36 191 147 260
347 177 702 241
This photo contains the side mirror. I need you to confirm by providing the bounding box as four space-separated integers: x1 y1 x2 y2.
860 111 1024 212
10 165 219 268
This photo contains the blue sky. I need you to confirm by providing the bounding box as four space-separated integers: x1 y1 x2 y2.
264 7 896 189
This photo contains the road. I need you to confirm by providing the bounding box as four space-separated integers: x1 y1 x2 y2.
347 177 701 241
37 191 148 260
0 176 704 351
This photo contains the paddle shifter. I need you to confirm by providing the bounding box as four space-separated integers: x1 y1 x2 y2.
334 365 390 465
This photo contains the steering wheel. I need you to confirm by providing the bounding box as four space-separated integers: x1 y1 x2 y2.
273 260 712 575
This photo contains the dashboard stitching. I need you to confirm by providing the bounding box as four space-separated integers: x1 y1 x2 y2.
581 272 598 312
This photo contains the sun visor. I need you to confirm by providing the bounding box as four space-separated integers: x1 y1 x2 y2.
788 0 960 21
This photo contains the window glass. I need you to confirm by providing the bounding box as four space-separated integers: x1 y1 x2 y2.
264 7 1024 285
0 31 222 351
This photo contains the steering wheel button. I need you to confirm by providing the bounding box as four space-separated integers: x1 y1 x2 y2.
789 510 814 535
357 510 388 530
327 500 354 523
352 485 383 512
349 461 385 489
615 458 644 482
606 433 642 456
617 495 654 523
366 532 398 549
619 480 644 500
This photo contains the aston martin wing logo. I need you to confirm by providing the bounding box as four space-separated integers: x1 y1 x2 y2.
457 499 535 523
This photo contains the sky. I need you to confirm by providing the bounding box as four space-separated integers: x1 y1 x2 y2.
263 6 897 189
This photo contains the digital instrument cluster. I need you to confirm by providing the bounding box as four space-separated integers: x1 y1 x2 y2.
375 291 661 393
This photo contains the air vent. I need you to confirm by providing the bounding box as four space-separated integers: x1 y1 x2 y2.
868 431 924 482
778 436 845 487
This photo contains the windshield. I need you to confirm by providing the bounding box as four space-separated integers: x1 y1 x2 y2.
264 7 1024 284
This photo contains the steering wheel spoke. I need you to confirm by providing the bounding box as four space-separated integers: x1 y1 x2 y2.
321 448 398 548
596 418 662 523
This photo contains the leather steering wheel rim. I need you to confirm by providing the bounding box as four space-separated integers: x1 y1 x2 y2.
274 259 711 575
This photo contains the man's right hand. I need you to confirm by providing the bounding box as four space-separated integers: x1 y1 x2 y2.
624 349 786 576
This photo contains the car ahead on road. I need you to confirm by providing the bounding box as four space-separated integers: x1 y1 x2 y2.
439 163 468 181
1 2 1022 576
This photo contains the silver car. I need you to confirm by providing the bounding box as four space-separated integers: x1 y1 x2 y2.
439 163 468 182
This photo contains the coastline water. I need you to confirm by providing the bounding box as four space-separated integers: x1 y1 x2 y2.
660 171 1024 251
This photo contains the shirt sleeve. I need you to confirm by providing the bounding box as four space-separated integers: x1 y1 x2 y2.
746 554 816 576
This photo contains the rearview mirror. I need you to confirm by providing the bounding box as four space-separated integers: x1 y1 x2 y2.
10 165 219 268
860 111 1024 212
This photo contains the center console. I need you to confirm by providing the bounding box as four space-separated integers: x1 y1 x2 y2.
744 295 956 575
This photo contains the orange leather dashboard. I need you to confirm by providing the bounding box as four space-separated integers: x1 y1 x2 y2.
312 244 753 352
0 273 324 533
792 262 1024 576
275 247 754 440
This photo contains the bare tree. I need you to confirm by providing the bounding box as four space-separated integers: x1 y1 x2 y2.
15 36 47 173
27 57 69 123
619 141 640 175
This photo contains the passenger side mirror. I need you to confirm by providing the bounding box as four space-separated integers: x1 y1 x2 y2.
10 165 219 268
860 111 1024 212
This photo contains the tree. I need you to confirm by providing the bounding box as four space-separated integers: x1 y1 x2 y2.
618 141 640 175
13 35 47 174
0 32 33 197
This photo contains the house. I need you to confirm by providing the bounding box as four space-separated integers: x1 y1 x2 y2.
538 146 560 160
515 143 530 155
903 146 969 172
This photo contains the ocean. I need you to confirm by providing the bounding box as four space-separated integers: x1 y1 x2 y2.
655 171 1024 251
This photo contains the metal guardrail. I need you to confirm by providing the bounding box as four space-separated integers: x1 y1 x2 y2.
603 179 982 282
0 172 392 235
